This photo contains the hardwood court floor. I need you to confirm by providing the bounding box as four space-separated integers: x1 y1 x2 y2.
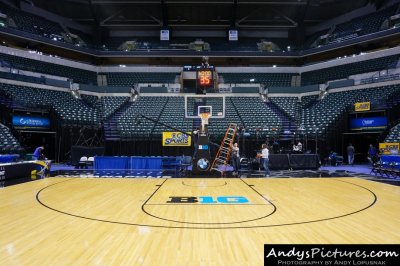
0 177 399 265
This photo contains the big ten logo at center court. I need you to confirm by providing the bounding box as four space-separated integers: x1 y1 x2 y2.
166 196 249 204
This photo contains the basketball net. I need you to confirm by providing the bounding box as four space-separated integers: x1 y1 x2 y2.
199 113 210 133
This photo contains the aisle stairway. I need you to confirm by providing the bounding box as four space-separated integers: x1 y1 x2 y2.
103 101 134 140
265 101 297 141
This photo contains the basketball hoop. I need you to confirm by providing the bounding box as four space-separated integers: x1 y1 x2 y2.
199 112 210 133
199 113 211 125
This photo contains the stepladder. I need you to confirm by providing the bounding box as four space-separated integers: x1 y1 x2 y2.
211 123 237 171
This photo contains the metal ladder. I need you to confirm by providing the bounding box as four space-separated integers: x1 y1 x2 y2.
211 123 237 171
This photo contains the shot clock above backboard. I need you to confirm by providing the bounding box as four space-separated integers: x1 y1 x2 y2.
197 68 214 88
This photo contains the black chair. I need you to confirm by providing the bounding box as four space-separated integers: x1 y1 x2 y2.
370 160 383 176
335 156 343 166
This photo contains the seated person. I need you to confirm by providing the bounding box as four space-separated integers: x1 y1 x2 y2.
293 142 303 154
328 151 337 166
220 161 228 178
293 144 298 152
297 142 303 153
33 146 45 160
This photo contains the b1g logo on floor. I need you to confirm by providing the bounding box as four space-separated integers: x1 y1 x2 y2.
167 196 249 204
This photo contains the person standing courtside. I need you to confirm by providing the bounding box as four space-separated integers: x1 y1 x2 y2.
347 143 355 165
368 144 378 164
261 144 270 177
231 143 240 176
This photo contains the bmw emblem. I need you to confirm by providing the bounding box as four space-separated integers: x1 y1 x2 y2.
197 158 210 171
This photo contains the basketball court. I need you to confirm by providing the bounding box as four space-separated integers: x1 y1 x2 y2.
1 176 399 265
1 1 400 265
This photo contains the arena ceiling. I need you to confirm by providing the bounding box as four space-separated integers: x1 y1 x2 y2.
25 0 388 31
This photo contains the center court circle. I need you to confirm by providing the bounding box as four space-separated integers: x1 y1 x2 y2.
36 178 377 229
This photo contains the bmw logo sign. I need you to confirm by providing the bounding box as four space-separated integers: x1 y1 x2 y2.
197 158 210 171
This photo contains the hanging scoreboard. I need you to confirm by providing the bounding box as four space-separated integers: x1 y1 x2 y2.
197 68 214 88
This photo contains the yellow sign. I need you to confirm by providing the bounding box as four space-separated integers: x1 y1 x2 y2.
355 102 370 112
379 142 400 155
162 132 192 147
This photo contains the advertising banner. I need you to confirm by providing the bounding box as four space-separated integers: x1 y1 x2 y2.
355 102 371 112
12 115 50 129
160 29 170 41
379 142 400 155
162 132 191 147
228 30 238 41
350 117 387 131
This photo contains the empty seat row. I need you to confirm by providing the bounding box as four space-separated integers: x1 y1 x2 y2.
301 55 400 85
0 123 22 154
104 72 178 86
0 83 99 125
300 85 400 137
222 73 292 87
0 52 97 84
